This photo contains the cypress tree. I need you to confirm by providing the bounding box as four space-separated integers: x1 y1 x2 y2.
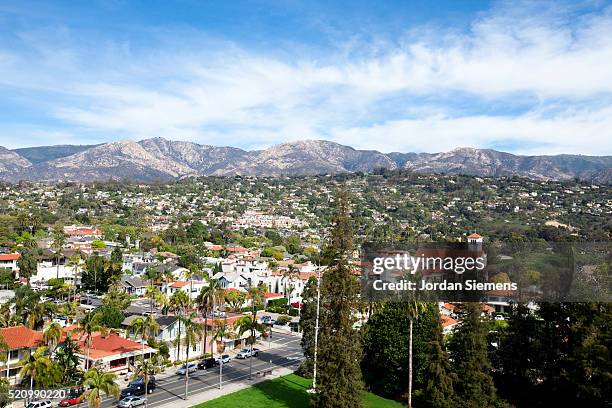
423 318 456 408
312 189 363 408
298 276 318 377
449 303 496 408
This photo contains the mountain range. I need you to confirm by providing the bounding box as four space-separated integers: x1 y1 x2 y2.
0 138 610 184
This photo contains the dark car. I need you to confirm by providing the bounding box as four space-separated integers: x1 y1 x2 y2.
197 358 216 370
120 381 156 398
128 376 156 388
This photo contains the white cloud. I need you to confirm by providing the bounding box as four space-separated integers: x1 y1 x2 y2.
0 2 611 154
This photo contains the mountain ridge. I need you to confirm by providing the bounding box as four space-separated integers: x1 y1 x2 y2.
1 138 610 183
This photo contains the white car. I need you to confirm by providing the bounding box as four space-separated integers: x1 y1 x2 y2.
26 401 52 408
236 348 260 359
176 363 197 375
117 396 146 408
215 354 232 364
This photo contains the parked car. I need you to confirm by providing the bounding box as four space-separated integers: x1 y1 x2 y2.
117 396 146 408
176 363 197 375
197 357 216 369
58 388 85 407
27 401 52 408
128 376 156 388
236 348 260 359
215 354 231 365
120 383 156 398
260 315 272 323
58 394 83 407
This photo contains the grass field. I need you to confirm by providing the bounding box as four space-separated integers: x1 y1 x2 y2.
193 374 404 408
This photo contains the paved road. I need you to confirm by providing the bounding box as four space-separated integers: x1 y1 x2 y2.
100 332 302 408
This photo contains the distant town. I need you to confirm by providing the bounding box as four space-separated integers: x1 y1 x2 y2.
0 171 609 408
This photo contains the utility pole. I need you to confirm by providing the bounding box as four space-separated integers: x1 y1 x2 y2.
249 278 255 380
311 265 322 392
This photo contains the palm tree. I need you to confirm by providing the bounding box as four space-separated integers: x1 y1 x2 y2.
51 224 67 280
43 322 63 352
144 267 160 314
234 314 267 380
129 315 160 353
169 290 190 361
66 254 82 302
407 300 427 408
27 300 56 330
19 346 55 394
82 368 119 408
186 264 199 301
131 355 161 408
0 336 9 384
72 312 108 369
196 277 222 357
54 337 82 384
211 321 234 390
180 313 203 400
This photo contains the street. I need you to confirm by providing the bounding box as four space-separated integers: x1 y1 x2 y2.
100 332 302 408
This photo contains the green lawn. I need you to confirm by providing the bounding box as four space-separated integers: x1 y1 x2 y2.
193 374 404 408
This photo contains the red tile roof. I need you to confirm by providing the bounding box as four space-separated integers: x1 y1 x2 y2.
467 233 482 239
0 326 43 349
86 332 143 359
264 292 284 299
441 315 459 328
170 281 189 288
0 253 20 261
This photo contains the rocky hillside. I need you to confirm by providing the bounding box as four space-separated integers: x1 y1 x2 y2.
1 138 610 183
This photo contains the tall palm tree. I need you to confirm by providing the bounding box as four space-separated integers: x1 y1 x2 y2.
186 264 199 302
195 277 222 357
407 300 427 408
51 224 67 280
72 312 108 369
129 315 160 353
54 337 81 384
180 313 203 400
131 355 161 408
169 290 190 361
66 254 82 302
82 368 119 408
211 320 234 390
144 267 160 314
43 322 63 352
234 314 267 380
0 336 9 384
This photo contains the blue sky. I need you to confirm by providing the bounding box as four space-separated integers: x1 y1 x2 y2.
0 0 611 155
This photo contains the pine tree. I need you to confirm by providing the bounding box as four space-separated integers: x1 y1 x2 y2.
449 303 496 408
496 303 540 406
312 189 363 408
361 301 439 400
423 318 455 408
297 276 318 377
